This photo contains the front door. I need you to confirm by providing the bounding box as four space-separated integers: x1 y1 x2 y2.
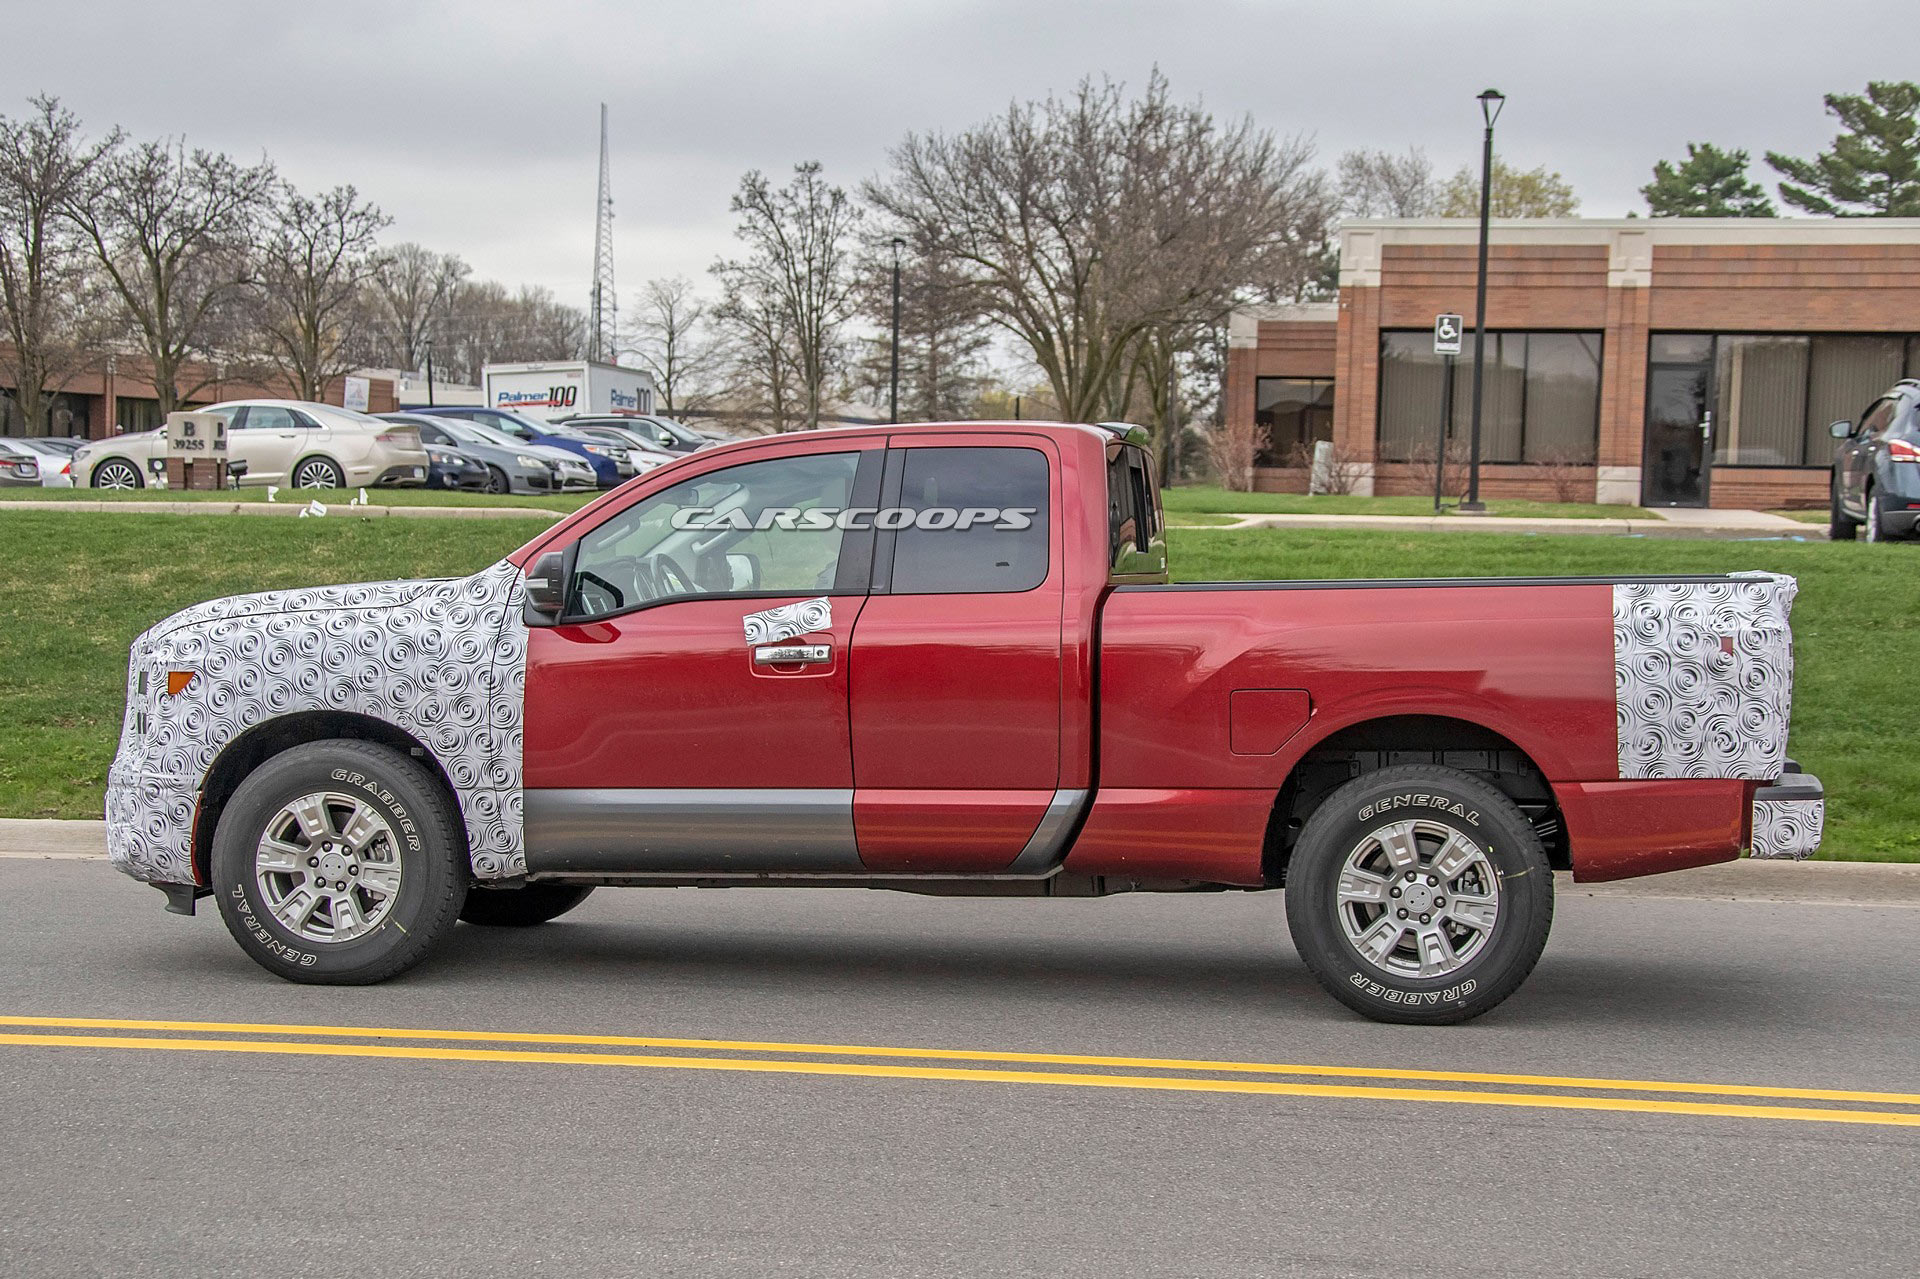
1642 338 1714 507
848 437 1068 873
521 441 882 874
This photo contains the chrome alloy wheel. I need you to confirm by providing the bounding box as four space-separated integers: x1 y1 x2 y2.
1335 818 1501 978
293 459 340 489
254 792 404 943
95 460 141 489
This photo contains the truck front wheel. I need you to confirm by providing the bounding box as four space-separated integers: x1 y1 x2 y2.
211 740 468 984
1283 764 1553 1025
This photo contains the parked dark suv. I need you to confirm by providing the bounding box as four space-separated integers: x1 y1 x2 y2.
1831 378 1920 542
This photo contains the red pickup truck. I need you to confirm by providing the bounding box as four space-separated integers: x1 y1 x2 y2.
106 422 1823 1023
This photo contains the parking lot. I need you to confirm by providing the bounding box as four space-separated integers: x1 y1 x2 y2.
2 853 1916 1278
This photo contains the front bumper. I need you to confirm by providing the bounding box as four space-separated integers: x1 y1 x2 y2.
105 762 199 885
1750 772 1824 860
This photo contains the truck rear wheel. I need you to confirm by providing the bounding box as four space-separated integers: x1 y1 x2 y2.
460 883 594 927
212 740 467 984
1283 764 1553 1025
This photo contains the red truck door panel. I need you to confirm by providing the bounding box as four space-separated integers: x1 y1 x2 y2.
522 442 882 874
849 438 1074 872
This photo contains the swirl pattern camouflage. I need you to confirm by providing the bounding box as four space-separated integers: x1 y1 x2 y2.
105 560 528 885
742 596 832 645
1612 575 1797 780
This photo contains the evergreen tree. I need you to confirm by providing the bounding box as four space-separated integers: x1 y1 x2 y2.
1642 143 1775 216
1767 81 1920 216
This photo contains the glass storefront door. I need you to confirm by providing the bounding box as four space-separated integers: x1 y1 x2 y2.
1643 336 1714 507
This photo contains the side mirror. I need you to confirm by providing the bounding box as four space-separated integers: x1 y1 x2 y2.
725 552 761 592
523 550 569 626
1830 420 1853 440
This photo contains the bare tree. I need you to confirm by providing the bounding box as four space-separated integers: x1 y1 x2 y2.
712 162 861 431
713 274 799 432
65 137 276 414
247 183 390 401
367 242 467 371
0 95 117 435
628 276 724 416
850 233 993 421
867 71 1329 432
1337 147 1437 217
428 280 586 384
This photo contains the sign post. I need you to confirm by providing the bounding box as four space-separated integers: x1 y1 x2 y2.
1433 315 1463 512
164 411 229 491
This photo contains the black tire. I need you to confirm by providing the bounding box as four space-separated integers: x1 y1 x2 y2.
91 457 144 490
460 883 595 927
1284 764 1553 1025
1829 479 1858 541
484 464 511 495
292 456 345 489
212 740 468 984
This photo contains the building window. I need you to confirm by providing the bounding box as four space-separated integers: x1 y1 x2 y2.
116 397 164 434
1650 333 1920 467
1377 331 1601 464
1254 377 1335 465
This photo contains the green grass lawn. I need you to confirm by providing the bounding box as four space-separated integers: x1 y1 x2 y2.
0 485 596 513
0 511 1908 862
1160 483 1653 520
1771 508 1829 524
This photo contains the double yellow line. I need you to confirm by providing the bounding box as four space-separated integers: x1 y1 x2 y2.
4 1015 1918 1128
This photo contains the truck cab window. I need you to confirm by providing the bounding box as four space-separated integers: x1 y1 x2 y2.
566 451 863 619
887 446 1048 594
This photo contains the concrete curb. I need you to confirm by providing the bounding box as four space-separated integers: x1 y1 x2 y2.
1197 512 1827 540
0 500 565 522
3 819 1911 903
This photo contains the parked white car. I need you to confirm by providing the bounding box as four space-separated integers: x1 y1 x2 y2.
72 401 430 491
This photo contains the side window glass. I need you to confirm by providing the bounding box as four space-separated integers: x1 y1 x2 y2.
1860 399 1895 439
1107 448 1140 570
567 451 862 620
242 407 293 431
889 447 1049 594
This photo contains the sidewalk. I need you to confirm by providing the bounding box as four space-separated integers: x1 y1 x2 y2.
0 500 564 522
4 818 1911 902
1197 508 1821 540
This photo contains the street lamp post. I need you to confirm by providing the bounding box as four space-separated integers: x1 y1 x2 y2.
1462 87 1504 514
423 340 436 408
889 236 904 424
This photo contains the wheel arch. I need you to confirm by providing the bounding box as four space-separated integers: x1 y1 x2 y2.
193 710 467 886
1262 713 1566 885
291 453 347 486
89 455 145 488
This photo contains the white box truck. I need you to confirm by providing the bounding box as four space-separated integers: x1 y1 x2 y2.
481 360 658 425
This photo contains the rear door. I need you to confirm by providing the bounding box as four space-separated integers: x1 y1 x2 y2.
847 437 1069 873
229 406 301 484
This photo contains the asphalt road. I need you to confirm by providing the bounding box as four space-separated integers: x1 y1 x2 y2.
1 857 1916 1278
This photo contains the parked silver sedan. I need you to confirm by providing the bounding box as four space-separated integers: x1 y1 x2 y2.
379 413 598 495
0 439 44 487
2 437 78 487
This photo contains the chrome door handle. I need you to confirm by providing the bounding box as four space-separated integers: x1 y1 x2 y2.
753 643 831 666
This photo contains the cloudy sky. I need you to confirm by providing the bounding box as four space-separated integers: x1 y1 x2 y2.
11 0 1904 316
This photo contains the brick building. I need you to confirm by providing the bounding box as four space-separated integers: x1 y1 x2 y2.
0 351 398 439
1227 218 1920 507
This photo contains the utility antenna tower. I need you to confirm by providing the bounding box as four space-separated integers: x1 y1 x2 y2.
588 103 617 363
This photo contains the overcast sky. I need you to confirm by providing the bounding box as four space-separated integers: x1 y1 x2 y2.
11 0 1907 318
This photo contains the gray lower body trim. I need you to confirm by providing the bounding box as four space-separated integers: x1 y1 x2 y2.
525 788 863 874
1006 788 1091 873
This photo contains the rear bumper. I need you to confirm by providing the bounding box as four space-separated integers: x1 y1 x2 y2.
1749 772 1825 860
1556 773 1825 880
